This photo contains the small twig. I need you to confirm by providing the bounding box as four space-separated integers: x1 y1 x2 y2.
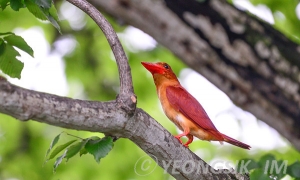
65 132 84 140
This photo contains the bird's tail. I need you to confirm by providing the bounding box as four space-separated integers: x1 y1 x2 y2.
221 133 251 150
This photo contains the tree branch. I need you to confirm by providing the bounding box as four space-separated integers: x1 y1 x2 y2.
90 0 300 151
66 0 136 114
0 79 248 179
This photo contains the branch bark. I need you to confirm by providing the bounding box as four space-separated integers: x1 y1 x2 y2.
0 0 249 179
90 0 300 151
0 78 248 180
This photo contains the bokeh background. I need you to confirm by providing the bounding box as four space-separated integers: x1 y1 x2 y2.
0 0 300 179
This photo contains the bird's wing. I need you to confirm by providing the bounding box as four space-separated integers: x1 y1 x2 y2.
166 85 219 131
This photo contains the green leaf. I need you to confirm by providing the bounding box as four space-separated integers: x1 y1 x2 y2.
25 0 47 20
48 140 77 160
0 0 10 10
270 160 288 179
0 32 14 36
0 39 5 55
258 154 276 174
84 136 101 151
24 0 61 33
34 0 51 9
85 136 114 163
287 161 300 178
65 140 88 161
53 149 67 172
4 34 34 57
41 5 61 33
88 136 101 141
78 137 99 157
45 133 62 159
250 169 272 180
0 43 24 79
10 0 25 11
48 3 59 22
79 148 88 156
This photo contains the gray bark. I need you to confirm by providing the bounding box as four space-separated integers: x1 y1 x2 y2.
0 77 248 180
90 0 300 151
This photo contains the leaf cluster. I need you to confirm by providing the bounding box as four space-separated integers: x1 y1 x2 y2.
236 154 300 180
0 0 61 79
1 0 60 32
45 132 114 172
0 32 33 78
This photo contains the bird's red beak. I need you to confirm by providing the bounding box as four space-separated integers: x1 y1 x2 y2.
141 62 164 74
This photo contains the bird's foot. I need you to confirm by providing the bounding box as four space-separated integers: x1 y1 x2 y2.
183 144 189 148
174 134 193 148
183 134 193 148
174 136 189 148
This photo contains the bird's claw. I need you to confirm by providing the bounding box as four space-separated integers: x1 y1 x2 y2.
174 136 183 144
174 136 190 148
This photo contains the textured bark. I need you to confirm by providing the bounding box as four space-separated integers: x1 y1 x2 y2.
0 0 250 179
0 79 248 180
90 0 300 151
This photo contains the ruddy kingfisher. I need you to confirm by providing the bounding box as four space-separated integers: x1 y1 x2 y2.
142 61 250 149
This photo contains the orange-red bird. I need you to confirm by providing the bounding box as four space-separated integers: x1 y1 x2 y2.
141 62 250 149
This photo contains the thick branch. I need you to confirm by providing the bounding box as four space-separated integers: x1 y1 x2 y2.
90 0 300 151
0 80 248 180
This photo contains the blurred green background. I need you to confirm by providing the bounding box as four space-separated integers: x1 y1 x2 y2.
0 0 300 179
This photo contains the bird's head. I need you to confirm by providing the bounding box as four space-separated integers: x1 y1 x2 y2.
141 61 173 75
141 61 178 83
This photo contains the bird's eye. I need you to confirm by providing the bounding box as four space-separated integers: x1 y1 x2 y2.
164 64 169 69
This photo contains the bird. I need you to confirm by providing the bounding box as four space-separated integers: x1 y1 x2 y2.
141 61 251 149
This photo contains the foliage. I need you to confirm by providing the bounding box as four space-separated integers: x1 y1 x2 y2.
0 0 59 78
237 153 300 180
0 0 300 180
0 32 33 78
0 0 60 32
45 133 114 171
